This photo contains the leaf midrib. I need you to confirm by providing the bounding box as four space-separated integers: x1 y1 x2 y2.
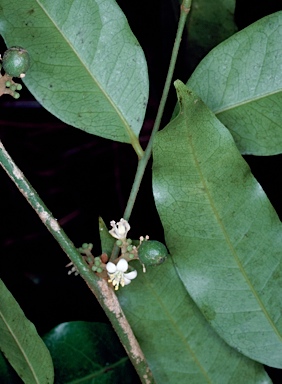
186 112 282 343
0 308 40 384
36 0 135 142
141 271 213 384
214 87 281 115
66 356 129 384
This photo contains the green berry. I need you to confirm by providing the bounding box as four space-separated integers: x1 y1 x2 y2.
16 84 22 91
5 81 11 87
13 92 20 99
116 239 123 247
2 46 30 78
138 240 168 267
10 84 16 91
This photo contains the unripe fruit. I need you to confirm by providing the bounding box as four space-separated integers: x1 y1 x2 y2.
2 46 30 78
138 240 168 266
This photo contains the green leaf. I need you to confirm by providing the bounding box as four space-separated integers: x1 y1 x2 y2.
185 0 237 74
43 321 137 384
0 0 148 145
98 217 115 257
117 259 271 384
152 81 282 368
187 11 282 155
0 352 23 384
0 278 54 383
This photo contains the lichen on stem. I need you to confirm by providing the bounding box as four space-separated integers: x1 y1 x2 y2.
0 2 192 382
0 140 155 384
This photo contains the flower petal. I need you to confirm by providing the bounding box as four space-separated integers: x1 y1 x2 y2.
116 258 128 272
106 262 117 273
117 224 126 236
124 270 137 280
123 276 132 285
109 218 130 240
119 218 130 233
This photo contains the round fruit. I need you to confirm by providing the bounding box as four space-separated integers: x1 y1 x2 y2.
138 240 168 267
2 46 30 78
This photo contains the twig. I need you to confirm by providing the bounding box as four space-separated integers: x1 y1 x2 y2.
124 0 192 221
0 140 154 384
110 0 192 262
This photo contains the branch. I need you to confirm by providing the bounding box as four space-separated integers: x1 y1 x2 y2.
123 0 192 222
0 140 154 384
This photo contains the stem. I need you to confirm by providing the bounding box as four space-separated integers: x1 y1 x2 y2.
131 134 145 160
124 0 192 221
110 0 192 261
0 2 192 381
0 140 154 384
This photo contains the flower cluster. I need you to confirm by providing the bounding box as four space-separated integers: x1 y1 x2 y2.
0 72 23 99
67 218 150 291
66 243 108 277
106 218 139 289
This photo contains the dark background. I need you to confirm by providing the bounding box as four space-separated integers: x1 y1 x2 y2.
1 0 282 382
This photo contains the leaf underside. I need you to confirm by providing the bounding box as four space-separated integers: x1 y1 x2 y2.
153 81 282 368
0 279 54 384
187 11 282 155
117 259 271 384
0 0 149 143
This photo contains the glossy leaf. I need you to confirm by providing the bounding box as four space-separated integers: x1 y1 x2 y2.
43 321 137 384
0 0 148 144
0 278 54 383
117 259 271 383
0 352 23 384
152 81 282 368
187 11 282 155
185 0 237 74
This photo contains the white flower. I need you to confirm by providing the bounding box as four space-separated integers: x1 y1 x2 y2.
106 259 137 290
109 218 130 240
